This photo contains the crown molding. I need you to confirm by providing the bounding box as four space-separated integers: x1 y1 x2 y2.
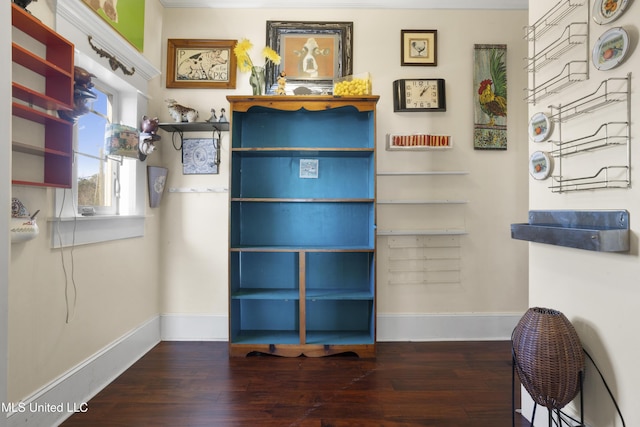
159 0 527 9
55 0 160 82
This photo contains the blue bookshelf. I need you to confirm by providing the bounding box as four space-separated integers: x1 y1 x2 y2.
227 96 379 357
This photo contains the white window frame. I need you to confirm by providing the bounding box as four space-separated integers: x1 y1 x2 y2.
51 0 160 248
75 81 119 216
52 69 147 247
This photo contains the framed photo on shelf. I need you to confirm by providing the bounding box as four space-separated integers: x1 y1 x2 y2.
401 30 437 66
265 21 353 94
166 39 237 89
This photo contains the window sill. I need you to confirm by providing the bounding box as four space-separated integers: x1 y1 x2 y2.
49 215 146 248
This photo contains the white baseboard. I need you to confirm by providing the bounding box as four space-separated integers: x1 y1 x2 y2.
160 314 228 341
7 316 160 427
159 313 521 342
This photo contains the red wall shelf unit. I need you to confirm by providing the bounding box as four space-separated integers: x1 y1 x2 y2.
11 3 75 188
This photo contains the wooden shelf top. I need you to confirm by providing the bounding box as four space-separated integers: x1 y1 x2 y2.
227 95 380 112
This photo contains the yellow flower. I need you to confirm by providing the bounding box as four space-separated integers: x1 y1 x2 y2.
236 52 253 72
234 38 254 72
234 38 281 73
262 46 281 65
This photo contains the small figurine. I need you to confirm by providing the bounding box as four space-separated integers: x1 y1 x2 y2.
140 115 159 134
276 72 287 95
165 99 198 123
58 66 97 123
205 108 217 123
13 0 37 14
138 133 160 161
218 108 228 123
293 86 313 95
138 116 161 161
73 66 95 91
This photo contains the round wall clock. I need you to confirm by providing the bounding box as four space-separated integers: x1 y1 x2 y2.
528 112 553 142
592 0 629 25
529 151 553 180
393 79 446 112
592 27 629 71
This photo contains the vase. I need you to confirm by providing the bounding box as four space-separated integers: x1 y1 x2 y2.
249 66 265 95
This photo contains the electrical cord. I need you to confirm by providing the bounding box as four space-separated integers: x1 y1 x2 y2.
512 340 627 427
584 349 626 427
55 188 78 323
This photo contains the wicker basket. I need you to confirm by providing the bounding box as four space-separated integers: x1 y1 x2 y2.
512 307 584 410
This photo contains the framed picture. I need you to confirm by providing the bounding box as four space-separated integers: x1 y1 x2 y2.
182 138 220 175
265 21 353 94
166 39 237 89
401 30 437 66
473 44 507 150
81 0 145 52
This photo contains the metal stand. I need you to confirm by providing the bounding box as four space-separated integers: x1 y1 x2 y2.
512 352 584 427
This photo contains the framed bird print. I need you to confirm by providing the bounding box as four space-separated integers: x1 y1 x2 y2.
473 44 507 150
401 30 437 66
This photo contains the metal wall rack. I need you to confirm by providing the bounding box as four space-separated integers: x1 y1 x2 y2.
158 121 229 166
524 0 589 105
548 74 631 193
511 210 630 252
158 121 228 150
525 23 588 72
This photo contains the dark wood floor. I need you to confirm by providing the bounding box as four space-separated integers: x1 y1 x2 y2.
61 341 530 427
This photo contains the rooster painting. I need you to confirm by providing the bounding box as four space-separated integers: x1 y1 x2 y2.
477 48 507 126
474 44 507 150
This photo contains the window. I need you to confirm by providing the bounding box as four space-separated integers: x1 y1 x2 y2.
53 0 161 248
76 83 117 215
74 82 141 217
53 56 147 248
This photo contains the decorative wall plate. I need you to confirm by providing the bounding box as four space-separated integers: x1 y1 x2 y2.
529 151 553 180
528 112 553 142
592 27 629 71
11 197 29 218
592 0 629 25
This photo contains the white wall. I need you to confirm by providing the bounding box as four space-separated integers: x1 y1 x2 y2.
7 0 165 405
5 1 530 419
525 1 639 426
154 7 529 339
1 1 11 425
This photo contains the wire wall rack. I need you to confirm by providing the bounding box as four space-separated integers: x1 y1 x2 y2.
524 0 589 105
548 74 631 193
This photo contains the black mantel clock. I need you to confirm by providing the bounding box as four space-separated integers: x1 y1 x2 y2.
393 78 446 112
